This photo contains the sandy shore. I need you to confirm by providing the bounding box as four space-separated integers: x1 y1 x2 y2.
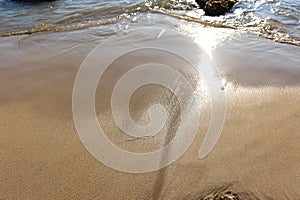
0 27 299 199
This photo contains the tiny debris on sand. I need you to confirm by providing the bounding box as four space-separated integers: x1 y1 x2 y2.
200 191 240 200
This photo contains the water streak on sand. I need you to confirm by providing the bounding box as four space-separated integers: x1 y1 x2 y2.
0 18 119 37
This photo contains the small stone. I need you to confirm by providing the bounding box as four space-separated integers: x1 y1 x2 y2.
196 0 239 16
200 190 240 200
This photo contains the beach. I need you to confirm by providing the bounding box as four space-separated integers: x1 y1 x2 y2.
1 1 300 199
1 15 300 199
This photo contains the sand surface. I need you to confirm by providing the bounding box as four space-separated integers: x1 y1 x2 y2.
0 27 299 199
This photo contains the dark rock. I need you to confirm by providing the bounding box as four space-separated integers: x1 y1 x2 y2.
196 0 239 16
11 0 56 3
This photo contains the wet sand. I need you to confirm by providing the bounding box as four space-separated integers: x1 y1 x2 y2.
0 27 300 199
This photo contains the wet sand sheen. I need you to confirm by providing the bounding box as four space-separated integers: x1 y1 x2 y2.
0 27 299 199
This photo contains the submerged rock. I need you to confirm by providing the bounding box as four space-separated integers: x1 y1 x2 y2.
11 0 56 2
196 0 239 16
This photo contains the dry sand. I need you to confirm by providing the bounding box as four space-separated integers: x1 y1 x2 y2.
0 29 299 199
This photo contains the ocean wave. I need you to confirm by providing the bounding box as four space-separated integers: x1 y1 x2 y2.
145 0 300 46
1 0 299 46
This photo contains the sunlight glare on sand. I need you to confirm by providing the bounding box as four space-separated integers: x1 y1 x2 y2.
177 23 237 58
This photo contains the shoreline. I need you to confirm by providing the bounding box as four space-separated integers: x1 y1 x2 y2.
1 11 300 47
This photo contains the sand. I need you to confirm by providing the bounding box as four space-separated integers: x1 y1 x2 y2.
0 27 299 199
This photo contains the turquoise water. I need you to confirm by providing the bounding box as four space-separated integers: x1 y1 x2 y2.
0 0 299 45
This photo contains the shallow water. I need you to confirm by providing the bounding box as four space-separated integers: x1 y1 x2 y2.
0 0 299 45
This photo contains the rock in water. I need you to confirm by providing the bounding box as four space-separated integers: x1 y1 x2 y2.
196 0 239 16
